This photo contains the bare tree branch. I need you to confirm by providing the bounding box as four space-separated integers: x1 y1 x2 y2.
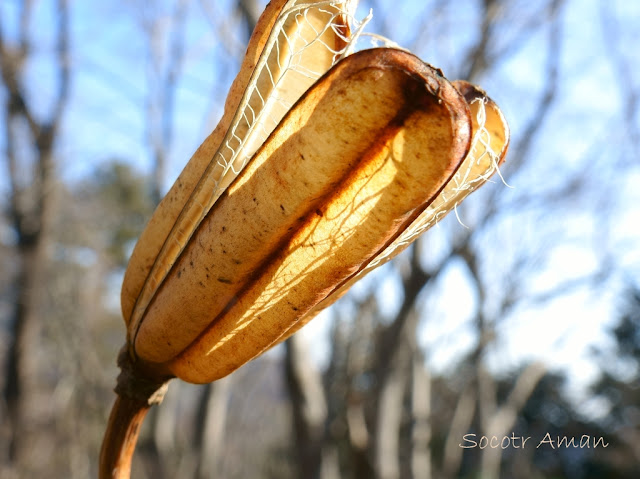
142 0 189 203
373 246 430 387
504 0 564 177
599 0 640 155
237 0 263 41
460 0 501 82
52 0 71 125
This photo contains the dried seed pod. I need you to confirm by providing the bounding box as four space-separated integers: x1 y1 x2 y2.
163 49 472 383
102 3 510 477
118 2 510 386
125 48 472 382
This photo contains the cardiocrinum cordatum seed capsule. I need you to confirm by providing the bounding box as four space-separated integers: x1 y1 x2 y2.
120 0 509 385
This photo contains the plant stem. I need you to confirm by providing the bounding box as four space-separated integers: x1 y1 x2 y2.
99 347 171 479
99 394 153 479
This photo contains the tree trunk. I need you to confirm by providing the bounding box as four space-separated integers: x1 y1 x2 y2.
441 385 476 479
373 351 409 479
479 362 546 479
4 239 47 461
285 334 328 479
1 0 69 465
197 377 231 479
372 248 428 479
410 357 431 479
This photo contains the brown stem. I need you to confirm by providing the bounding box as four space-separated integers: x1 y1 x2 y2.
100 394 153 479
99 347 171 479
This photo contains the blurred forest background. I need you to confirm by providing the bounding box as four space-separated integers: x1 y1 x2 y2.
1 0 639 478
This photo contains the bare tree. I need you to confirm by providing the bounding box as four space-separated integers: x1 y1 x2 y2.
599 0 639 157
138 0 189 203
278 1 584 479
285 336 329 479
0 0 70 466
1 1 637 477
